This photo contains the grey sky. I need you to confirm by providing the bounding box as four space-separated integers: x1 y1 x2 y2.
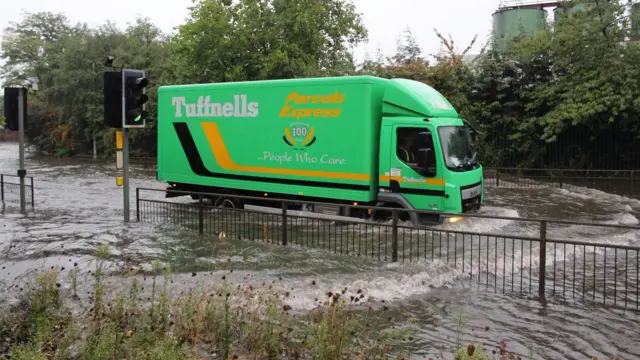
1 0 505 64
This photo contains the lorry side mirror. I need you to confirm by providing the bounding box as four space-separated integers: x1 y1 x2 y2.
462 120 483 139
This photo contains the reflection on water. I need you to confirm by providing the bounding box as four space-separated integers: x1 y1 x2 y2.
1 142 639 359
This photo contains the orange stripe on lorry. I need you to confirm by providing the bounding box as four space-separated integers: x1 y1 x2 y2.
200 122 371 182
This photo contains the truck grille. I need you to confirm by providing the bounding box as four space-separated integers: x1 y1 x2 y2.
462 195 481 213
460 181 482 213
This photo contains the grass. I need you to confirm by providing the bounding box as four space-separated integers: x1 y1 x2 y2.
0 244 612 360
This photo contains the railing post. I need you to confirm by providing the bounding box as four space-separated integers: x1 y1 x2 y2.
496 170 500 187
135 188 140 222
30 177 34 209
281 202 288 246
538 220 547 300
0 174 4 202
392 209 398 262
198 195 204 234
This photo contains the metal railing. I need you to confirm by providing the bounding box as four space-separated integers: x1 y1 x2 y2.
34 153 640 195
34 154 157 168
0 173 35 208
135 187 640 311
484 167 639 198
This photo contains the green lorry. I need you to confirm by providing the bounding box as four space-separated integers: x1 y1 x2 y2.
158 75 483 226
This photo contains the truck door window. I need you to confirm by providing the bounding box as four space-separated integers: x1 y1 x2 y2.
396 127 436 177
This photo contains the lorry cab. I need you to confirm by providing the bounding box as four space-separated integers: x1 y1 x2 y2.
376 79 484 226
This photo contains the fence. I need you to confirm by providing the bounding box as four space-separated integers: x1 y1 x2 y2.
0 173 35 208
53 154 157 168
43 155 640 198
135 187 640 311
483 167 640 198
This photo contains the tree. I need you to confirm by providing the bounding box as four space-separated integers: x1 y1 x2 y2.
173 0 367 83
1 12 173 157
471 0 640 169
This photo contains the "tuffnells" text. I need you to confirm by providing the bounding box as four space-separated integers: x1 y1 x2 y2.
172 95 259 118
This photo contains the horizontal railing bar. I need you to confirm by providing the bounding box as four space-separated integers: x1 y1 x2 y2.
137 187 640 231
545 238 640 251
488 167 639 173
0 182 33 186
493 176 632 180
0 174 35 180
139 187 545 223
138 197 639 249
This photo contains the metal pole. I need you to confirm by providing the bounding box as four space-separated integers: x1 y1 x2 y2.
391 209 398 262
17 88 26 213
122 127 130 222
30 176 34 209
538 220 547 300
281 202 288 246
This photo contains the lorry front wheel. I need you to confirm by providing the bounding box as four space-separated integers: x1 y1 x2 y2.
371 204 410 223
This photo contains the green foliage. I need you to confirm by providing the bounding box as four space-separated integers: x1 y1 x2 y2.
0 246 422 359
473 0 640 168
2 0 640 169
173 0 367 82
359 0 640 169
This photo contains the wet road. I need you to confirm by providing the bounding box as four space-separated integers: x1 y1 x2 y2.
1 142 639 359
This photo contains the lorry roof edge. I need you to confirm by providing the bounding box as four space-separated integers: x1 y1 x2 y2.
157 75 387 91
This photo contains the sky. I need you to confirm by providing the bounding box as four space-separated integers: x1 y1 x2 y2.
0 0 509 62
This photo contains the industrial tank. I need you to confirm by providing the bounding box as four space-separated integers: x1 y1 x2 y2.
492 7 547 51
554 2 595 23
632 2 640 41
553 5 567 22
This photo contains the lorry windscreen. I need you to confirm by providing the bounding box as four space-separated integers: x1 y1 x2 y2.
437 126 477 171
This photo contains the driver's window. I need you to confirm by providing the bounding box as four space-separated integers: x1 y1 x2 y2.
396 127 436 176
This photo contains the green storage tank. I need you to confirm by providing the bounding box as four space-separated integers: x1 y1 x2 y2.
554 2 595 24
553 5 567 22
492 7 547 51
632 2 640 41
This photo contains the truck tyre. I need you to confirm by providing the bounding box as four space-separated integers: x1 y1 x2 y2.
371 203 409 223
212 190 243 209
213 196 242 209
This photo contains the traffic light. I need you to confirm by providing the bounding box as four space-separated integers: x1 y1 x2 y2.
122 69 148 128
103 71 123 128
3 87 27 131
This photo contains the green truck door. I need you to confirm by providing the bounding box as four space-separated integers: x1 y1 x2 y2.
388 124 445 212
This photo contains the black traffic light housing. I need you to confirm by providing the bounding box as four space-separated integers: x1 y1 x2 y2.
103 68 148 129
103 71 122 128
3 87 27 131
122 69 148 128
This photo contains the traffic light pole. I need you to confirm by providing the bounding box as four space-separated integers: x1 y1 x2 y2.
122 125 130 222
17 89 26 213
105 67 147 223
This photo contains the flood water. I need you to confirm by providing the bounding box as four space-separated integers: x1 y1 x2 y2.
1 141 639 359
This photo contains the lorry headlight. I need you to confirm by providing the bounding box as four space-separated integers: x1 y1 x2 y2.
447 216 463 224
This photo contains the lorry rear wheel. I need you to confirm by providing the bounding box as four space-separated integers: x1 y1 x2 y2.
212 193 243 209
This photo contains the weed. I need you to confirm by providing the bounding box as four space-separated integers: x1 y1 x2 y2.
0 246 622 360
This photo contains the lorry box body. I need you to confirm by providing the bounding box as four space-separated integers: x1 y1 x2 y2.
157 75 484 225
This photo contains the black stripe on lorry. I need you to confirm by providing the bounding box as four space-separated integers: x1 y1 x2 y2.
172 122 370 192
460 181 482 190
380 186 446 197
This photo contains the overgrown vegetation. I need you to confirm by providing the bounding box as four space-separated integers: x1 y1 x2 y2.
0 245 520 359
1 0 639 169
